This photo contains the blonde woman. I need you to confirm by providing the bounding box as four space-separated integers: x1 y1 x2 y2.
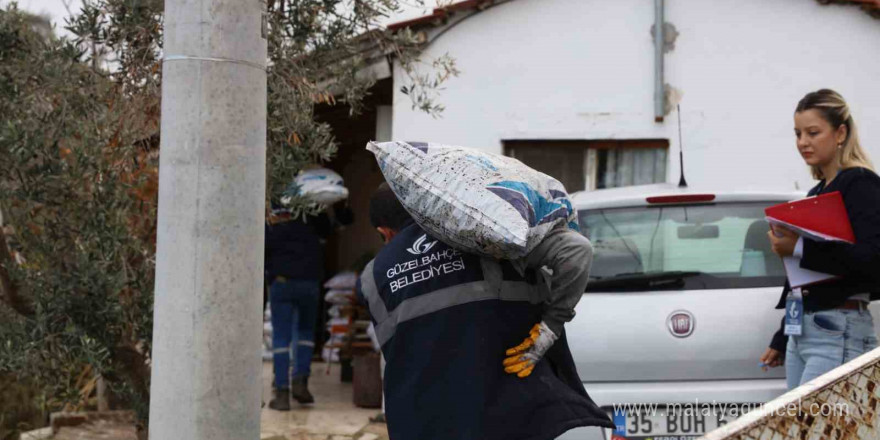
761 89 880 389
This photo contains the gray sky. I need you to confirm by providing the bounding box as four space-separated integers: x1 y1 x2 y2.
5 0 80 36
5 0 438 37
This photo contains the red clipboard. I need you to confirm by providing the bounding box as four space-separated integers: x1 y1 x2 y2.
764 191 854 288
764 191 854 244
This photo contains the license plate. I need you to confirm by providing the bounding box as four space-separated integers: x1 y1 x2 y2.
610 405 744 440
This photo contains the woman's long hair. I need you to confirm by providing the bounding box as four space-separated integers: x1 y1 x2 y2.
795 89 874 180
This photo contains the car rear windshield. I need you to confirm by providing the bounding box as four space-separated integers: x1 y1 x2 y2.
579 202 787 291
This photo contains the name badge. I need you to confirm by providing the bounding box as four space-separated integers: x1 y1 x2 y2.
784 288 803 336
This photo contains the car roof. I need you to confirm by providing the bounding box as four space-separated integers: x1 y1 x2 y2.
571 183 806 210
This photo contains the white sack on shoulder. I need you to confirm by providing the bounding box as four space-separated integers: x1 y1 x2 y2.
283 167 349 205
366 141 579 259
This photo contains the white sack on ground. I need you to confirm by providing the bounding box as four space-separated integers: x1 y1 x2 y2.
367 141 579 259
325 289 354 304
323 271 359 289
327 305 342 318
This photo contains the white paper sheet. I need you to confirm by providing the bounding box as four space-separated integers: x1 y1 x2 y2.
782 256 836 288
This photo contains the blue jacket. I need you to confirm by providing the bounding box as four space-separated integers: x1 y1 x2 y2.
264 213 331 281
359 222 613 440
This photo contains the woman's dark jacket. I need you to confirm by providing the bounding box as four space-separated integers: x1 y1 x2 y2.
769 167 880 352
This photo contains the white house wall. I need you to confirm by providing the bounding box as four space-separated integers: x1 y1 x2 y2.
390 0 880 192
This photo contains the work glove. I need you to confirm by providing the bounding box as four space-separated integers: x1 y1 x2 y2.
503 322 558 378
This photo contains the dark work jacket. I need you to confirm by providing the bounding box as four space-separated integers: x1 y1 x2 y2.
264 213 331 282
359 222 613 440
769 167 880 351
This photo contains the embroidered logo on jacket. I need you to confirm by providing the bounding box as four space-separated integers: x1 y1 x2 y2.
406 234 438 255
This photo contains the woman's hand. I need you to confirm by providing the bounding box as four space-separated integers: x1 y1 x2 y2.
759 347 784 371
768 225 799 257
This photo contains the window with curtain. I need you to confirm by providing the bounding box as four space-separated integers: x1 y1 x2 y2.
503 139 669 192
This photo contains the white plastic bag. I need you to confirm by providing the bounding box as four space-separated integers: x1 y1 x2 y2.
366 141 579 259
322 345 341 363
283 167 349 205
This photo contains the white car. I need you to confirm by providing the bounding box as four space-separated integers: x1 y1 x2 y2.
558 183 880 440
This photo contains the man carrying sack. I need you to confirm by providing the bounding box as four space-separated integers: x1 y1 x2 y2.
358 183 613 440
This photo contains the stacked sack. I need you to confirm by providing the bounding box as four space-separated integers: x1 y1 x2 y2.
262 307 273 360
366 141 579 260
321 271 359 363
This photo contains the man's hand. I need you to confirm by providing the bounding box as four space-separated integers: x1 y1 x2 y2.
503 322 558 378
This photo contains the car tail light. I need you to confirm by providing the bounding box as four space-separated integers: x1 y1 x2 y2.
646 194 716 204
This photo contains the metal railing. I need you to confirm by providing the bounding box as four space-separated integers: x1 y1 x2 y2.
701 346 880 440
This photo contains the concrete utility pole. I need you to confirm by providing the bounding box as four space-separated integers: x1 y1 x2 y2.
149 0 267 437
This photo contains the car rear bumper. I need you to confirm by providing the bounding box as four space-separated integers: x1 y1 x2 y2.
584 377 788 407
558 378 788 440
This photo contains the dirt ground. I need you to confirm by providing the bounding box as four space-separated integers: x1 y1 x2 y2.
260 360 389 440
21 360 388 440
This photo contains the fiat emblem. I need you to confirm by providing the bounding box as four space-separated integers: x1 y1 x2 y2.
667 310 695 338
